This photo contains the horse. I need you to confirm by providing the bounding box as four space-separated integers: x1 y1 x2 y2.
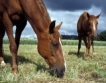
0 0 65 78
77 12 100 57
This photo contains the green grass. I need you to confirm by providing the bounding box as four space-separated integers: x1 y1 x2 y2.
3 38 106 46
0 40 106 83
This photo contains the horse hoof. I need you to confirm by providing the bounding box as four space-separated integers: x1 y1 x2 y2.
12 70 18 74
87 54 92 58
0 60 6 66
12 68 18 74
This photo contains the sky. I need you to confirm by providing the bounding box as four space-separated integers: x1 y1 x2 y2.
11 0 106 38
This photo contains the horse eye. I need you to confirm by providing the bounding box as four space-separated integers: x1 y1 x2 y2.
53 42 58 47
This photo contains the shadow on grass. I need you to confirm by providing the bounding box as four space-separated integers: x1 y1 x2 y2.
68 51 85 60
4 54 48 72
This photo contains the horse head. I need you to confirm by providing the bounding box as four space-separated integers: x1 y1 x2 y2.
87 13 101 38
37 21 65 78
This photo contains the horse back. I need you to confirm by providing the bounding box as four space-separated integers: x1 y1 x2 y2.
77 12 89 34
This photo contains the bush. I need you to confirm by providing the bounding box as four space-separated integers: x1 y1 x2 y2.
98 30 106 41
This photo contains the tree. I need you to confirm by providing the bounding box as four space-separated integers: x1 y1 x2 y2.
98 30 106 41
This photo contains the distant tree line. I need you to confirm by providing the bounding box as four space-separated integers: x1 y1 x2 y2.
61 30 106 41
96 30 106 41
3 30 106 45
61 35 78 40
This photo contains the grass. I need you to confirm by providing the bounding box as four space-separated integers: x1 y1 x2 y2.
3 39 106 46
0 40 106 83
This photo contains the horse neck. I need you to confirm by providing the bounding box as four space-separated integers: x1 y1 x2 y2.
21 0 51 40
37 31 49 41
30 18 50 40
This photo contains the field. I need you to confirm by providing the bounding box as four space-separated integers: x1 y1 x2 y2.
0 39 106 83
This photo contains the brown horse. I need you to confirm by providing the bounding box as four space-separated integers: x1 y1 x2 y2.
77 12 100 57
0 0 65 78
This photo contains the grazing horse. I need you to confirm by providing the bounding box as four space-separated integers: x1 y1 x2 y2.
77 12 100 57
0 0 65 77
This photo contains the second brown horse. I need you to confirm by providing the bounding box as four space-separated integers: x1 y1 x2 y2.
77 12 100 57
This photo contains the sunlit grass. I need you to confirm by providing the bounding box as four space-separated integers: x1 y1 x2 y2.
0 40 106 83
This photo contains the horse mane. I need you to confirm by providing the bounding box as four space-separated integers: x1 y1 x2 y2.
36 0 51 24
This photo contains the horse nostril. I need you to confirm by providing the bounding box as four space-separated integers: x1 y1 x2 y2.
56 68 65 78
50 68 65 78
61 69 65 74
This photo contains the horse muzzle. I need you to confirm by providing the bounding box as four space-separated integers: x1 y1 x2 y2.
50 68 65 78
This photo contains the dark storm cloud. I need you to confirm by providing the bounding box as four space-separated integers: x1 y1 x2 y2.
44 0 106 13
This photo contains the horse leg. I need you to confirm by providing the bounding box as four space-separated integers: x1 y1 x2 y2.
15 20 27 50
87 35 91 57
0 24 5 66
3 12 18 73
83 36 88 56
91 38 95 54
77 35 82 55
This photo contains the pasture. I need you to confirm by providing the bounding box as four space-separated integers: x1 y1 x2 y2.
0 39 106 83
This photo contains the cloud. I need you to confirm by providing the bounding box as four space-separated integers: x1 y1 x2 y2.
44 0 92 11
44 0 106 14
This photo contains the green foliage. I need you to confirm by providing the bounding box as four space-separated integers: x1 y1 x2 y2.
3 38 38 45
98 30 106 41
3 38 106 46
19 39 38 45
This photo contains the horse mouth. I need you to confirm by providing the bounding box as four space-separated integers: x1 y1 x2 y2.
50 68 65 78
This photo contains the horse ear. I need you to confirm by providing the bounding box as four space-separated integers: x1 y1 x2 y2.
49 20 56 34
96 13 101 19
87 12 90 18
55 22 63 30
